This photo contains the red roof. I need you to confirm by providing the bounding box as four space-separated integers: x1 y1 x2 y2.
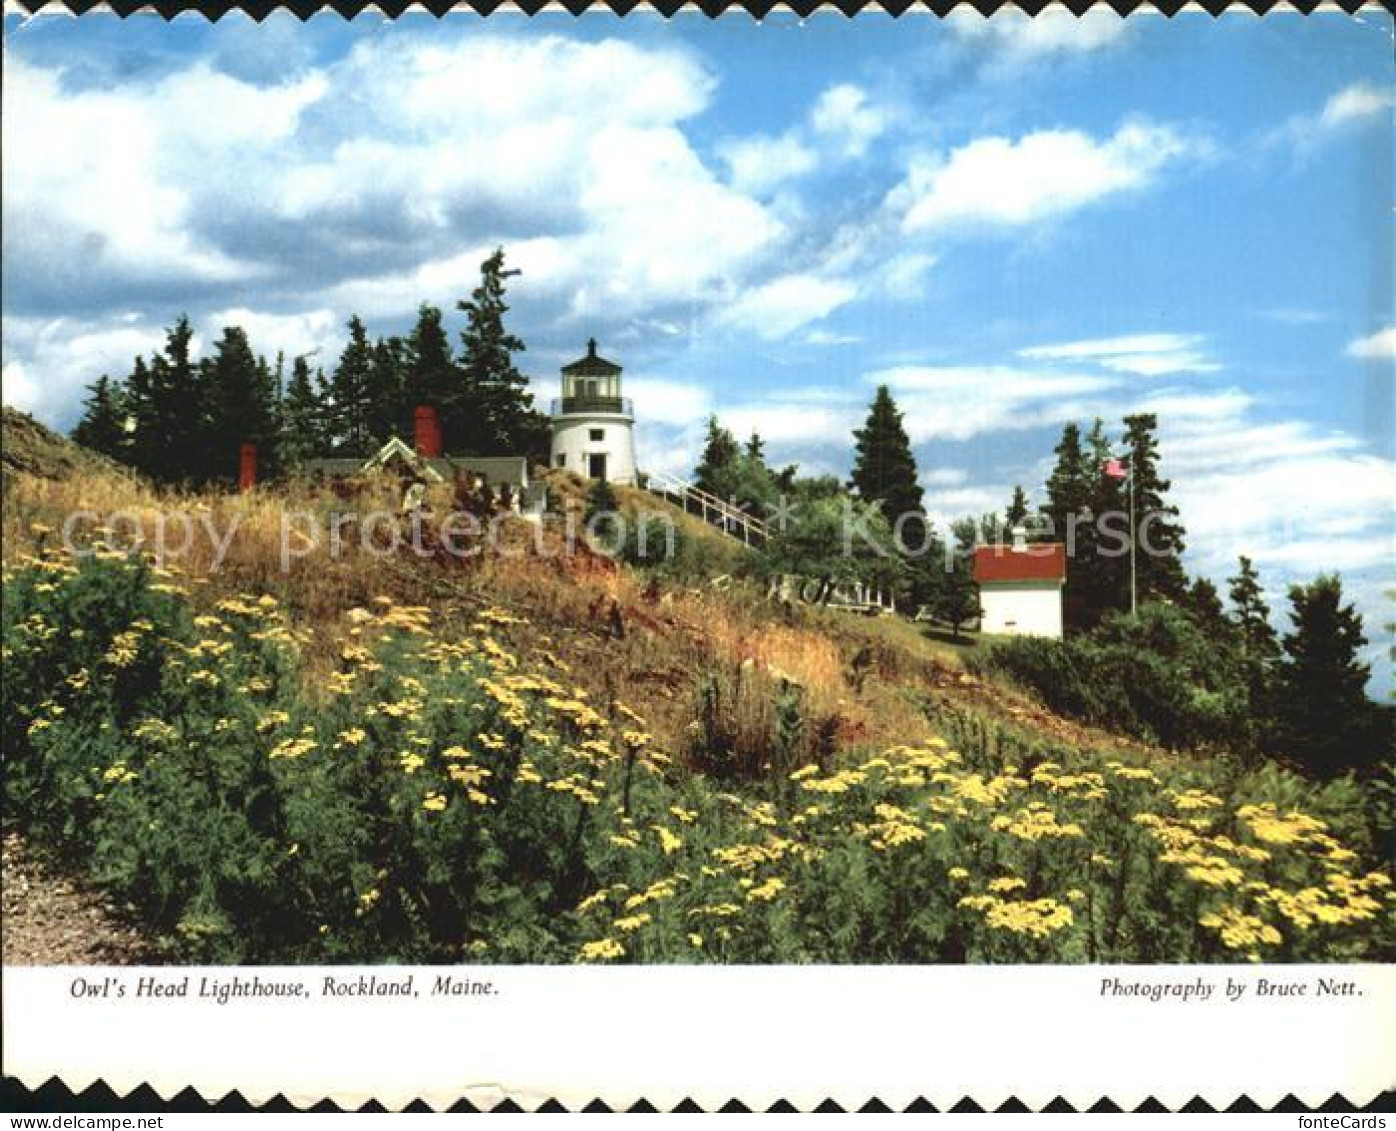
972 543 1067 584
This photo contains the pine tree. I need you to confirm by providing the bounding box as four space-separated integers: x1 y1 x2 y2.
850 385 923 525
1228 556 1279 663
403 304 455 433
1041 422 1095 629
1082 417 1129 622
366 335 407 446
694 416 741 500
71 374 130 461
745 432 766 463
326 316 374 456
1122 412 1188 602
454 247 548 458
1041 423 1091 544
280 354 324 467
1005 485 1030 530
129 316 202 484
938 517 983 640
1227 555 1282 732
205 326 280 482
1277 575 1375 776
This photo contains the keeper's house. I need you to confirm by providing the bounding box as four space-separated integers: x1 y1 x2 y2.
972 528 1067 639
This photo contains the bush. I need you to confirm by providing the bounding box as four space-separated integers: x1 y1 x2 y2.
4 550 1392 964
968 603 1253 752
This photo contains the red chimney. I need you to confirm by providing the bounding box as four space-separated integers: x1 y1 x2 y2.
238 442 257 492
414 406 442 458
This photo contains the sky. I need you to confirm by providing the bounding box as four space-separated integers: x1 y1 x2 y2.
3 8 1394 686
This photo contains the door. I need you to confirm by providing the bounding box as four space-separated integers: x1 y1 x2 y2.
588 453 608 481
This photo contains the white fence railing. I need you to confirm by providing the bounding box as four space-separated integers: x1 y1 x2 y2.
642 470 769 547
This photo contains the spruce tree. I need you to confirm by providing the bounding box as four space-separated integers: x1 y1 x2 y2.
1005 485 1030 530
1228 556 1280 663
206 326 280 482
850 385 923 525
327 316 374 456
1083 417 1129 622
455 247 548 458
71 375 129 461
1041 422 1094 628
280 354 324 468
694 416 741 500
403 304 455 432
1041 423 1091 545
366 335 407 446
745 432 766 463
1122 412 1188 602
1277 575 1375 776
938 517 983 640
1228 555 1281 731
130 316 202 484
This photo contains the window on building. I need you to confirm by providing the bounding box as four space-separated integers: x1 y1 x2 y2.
555 454 566 467
589 428 605 442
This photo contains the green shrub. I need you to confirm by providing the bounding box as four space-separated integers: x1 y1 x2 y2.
4 551 1391 964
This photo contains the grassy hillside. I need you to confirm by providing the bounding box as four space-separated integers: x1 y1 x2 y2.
3 421 1392 963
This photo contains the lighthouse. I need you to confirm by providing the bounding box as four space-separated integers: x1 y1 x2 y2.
549 339 637 486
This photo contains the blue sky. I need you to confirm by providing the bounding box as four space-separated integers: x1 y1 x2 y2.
4 9 1393 684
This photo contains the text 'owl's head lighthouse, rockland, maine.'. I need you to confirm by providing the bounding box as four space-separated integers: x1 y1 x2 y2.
548 338 637 486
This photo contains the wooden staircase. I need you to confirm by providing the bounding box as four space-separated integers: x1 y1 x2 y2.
641 470 769 547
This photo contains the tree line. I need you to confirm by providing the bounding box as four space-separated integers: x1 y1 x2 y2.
691 385 1389 780
71 250 549 485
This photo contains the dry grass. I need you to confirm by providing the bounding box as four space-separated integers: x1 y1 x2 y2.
3 447 1160 768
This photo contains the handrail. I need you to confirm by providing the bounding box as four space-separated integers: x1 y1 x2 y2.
641 470 770 545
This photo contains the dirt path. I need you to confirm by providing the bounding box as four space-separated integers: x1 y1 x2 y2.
2 830 155 965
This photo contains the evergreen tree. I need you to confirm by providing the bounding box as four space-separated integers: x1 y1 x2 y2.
366 335 407 446
1278 574 1374 776
280 354 324 468
1122 412 1188 602
1083 417 1129 622
1228 556 1280 663
71 374 129 461
1182 577 1228 635
745 432 766 463
1041 422 1094 629
850 385 923 525
1228 555 1282 731
129 316 202 484
938 517 984 640
206 326 280 482
326 316 374 455
584 476 622 546
403 304 455 432
694 416 741 500
454 248 549 458
1041 422 1091 546
1005 485 1030 530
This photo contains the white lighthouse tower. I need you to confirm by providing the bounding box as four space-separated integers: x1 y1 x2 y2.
549 339 637 486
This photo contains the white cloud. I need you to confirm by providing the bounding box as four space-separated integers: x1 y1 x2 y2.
809 84 887 159
626 378 713 429
720 134 817 197
1346 327 1396 359
949 8 1130 69
1319 82 1395 131
3 58 299 295
870 364 1117 441
204 308 340 363
1020 333 1221 376
722 274 858 340
1270 82 1395 155
1 315 167 423
804 329 862 347
892 120 1197 236
922 467 969 487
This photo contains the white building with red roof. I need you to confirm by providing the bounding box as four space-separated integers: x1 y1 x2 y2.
971 527 1067 639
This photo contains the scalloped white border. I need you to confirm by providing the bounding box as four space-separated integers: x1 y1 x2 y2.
4 965 1394 1110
